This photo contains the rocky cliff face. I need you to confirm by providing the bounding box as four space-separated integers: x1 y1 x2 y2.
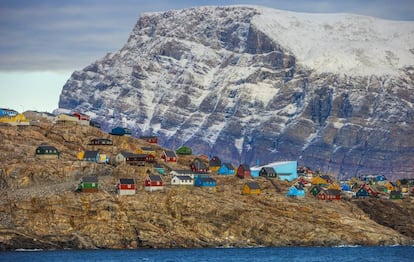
58 6 414 180
0 117 413 250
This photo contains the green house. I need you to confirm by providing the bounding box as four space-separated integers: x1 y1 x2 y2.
77 176 99 193
389 190 402 200
176 146 192 155
35 145 59 159
309 185 322 197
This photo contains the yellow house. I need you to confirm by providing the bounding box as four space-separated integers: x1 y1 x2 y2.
55 113 78 124
0 113 30 126
242 182 261 195
136 147 156 156
311 176 328 186
384 181 397 192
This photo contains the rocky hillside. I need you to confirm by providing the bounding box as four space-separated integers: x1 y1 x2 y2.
58 6 414 181
0 114 413 250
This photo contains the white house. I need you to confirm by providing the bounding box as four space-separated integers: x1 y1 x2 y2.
171 175 194 186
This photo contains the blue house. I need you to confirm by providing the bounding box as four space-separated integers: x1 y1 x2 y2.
286 184 305 198
341 183 351 191
356 187 370 198
217 163 235 175
194 176 216 187
111 127 132 136
0 108 18 117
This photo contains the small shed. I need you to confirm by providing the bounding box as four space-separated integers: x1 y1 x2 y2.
77 176 98 193
217 163 235 175
35 145 59 159
144 175 163 192
118 178 136 195
171 175 194 186
237 164 251 179
259 167 277 178
242 182 261 195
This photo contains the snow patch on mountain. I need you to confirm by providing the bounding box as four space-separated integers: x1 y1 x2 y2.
254 7 414 76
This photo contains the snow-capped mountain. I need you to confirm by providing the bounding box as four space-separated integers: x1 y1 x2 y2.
59 6 414 179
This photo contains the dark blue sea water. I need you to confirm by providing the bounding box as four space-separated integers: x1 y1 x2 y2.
1 246 413 262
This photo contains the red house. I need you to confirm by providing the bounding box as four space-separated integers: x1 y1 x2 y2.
140 136 158 144
361 183 379 197
73 112 90 121
236 164 251 179
161 150 177 162
118 178 136 195
144 175 164 192
317 189 341 201
145 154 155 163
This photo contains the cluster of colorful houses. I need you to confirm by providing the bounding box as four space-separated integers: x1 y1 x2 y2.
4 108 414 200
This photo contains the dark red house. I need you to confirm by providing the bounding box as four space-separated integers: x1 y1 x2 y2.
236 164 251 179
161 150 177 162
140 136 158 144
72 112 90 121
144 175 163 192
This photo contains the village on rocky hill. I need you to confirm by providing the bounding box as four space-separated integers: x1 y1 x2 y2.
0 108 413 250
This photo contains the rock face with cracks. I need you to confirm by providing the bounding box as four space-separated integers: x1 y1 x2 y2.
58 6 414 181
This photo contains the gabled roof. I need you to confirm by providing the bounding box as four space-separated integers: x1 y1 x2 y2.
261 167 276 175
246 182 260 189
36 145 58 151
84 150 99 158
164 150 177 157
239 164 251 170
197 177 216 183
209 156 221 166
148 175 162 181
171 169 194 175
141 147 154 151
119 151 134 158
174 175 194 181
82 176 98 183
119 178 135 184
222 163 234 170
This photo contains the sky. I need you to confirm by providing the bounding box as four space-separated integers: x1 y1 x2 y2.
1 0 413 112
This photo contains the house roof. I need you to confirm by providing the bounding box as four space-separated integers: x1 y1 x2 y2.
246 182 260 189
82 176 98 183
36 145 58 151
261 167 276 175
239 164 250 170
141 147 154 151
148 175 162 182
118 151 133 158
164 150 177 157
326 189 341 195
222 163 234 170
171 169 194 175
84 151 99 158
209 156 221 166
174 175 194 181
119 178 135 184
198 177 216 183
